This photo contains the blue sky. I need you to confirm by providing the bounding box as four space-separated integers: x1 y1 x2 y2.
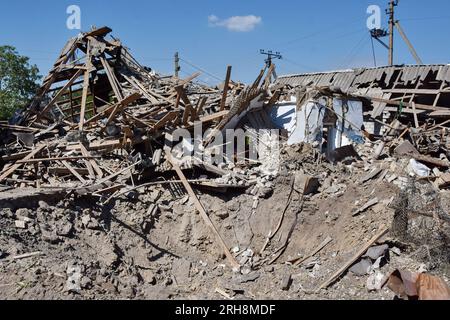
1 0 449 84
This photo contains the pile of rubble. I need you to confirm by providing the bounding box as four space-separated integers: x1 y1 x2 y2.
1 27 450 300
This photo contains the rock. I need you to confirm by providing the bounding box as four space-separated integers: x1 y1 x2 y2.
56 221 73 237
38 201 51 210
81 214 91 226
80 276 93 289
258 186 273 199
171 258 191 284
15 208 31 218
364 244 389 260
238 272 260 283
241 266 252 275
390 247 401 256
66 263 82 293
227 202 240 213
140 269 157 285
366 272 385 291
40 224 60 244
264 265 274 273
15 220 27 229
214 210 229 219
242 249 254 258
281 274 292 291
349 258 372 276
1 208 14 218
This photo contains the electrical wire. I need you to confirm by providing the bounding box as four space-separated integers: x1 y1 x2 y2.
281 57 317 72
179 58 224 82
180 69 216 87
340 31 369 69
370 33 377 67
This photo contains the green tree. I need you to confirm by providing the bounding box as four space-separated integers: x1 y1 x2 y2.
0 46 41 120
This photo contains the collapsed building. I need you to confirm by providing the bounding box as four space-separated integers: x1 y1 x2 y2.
1 27 450 300
270 66 450 158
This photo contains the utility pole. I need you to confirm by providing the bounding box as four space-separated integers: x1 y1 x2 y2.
174 52 180 78
387 0 398 66
260 50 282 81
371 1 422 66
260 50 282 69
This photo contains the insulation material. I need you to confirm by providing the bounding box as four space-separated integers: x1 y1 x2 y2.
287 98 326 145
269 97 297 133
328 99 364 150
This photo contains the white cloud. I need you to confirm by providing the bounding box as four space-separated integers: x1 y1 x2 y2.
208 14 262 32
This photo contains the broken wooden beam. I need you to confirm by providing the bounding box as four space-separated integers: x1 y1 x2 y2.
316 226 389 292
16 156 100 164
165 149 240 269
220 66 232 111
0 144 46 183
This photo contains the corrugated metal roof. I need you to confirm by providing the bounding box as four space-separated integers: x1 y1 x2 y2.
277 64 449 91
436 65 450 82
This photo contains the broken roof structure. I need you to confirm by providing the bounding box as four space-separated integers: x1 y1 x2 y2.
277 64 450 118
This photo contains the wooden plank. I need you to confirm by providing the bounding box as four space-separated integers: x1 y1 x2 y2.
220 66 232 111
251 67 266 90
78 143 97 178
411 102 419 128
316 226 389 292
290 236 333 266
123 75 159 104
104 93 142 126
65 140 123 152
382 88 447 95
263 64 275 89
0 124 39 133
433 81 447 107
38 69 83 118
48 167 90 176
79 40 92 131
0 144 46 183
100 56 123 101
198 110 229 123
1 151 32 162
83 26 112 39
361 95 446 112
16 156 100 164
175 86 194 126
152 111 178 131
429 110 450 118
165 149 240 269
80 143 103 178
167 72 202 100
195 97 207 120
61 160 87 184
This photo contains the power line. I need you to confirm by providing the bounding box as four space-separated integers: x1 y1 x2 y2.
340 31 369 69
402 15 450 22
281 57 317 72
271 18 363 49
179 68 217 87
179 58 224 82
370 35 377 67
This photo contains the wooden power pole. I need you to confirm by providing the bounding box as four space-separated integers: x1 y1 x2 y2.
387 0 398 66
174 52 180 78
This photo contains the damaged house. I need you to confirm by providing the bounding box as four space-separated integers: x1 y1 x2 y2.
266 65 450 162
1 27 450 300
